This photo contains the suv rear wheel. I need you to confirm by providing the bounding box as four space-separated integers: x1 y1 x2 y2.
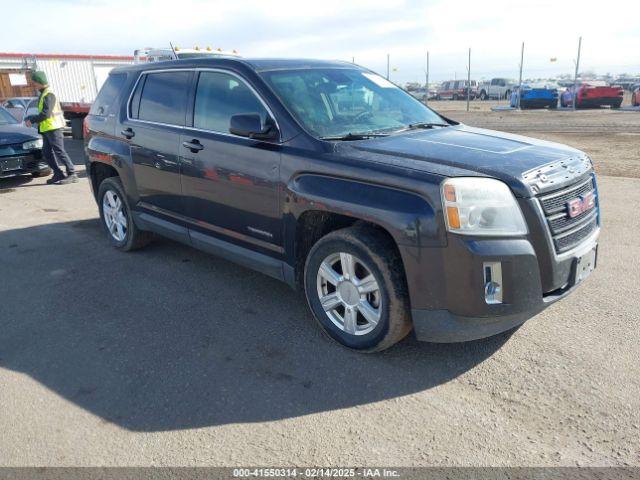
304 226 412 352
98 177 152 251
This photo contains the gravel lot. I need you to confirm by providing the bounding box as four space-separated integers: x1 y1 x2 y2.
0 109 639 467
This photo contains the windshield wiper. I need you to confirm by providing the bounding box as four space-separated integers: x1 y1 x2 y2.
320 132 389 141
406 122 449 130
387 122 449 135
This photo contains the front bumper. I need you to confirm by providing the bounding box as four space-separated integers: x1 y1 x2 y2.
405 229 599 343
0 151 48 178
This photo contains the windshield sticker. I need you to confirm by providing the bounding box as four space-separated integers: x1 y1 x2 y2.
362 73 395 88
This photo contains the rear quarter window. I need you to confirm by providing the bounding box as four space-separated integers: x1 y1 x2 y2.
90 73 127 116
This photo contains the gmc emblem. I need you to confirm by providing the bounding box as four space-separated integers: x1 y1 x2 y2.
567 192 596 218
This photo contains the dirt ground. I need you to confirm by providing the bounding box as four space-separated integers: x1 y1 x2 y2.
0 107 639 468
428 98 640 179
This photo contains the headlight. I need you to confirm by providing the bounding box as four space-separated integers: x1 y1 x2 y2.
441 177 528 236
22 138 43 150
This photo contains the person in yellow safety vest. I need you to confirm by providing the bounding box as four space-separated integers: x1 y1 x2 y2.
24 71 77 185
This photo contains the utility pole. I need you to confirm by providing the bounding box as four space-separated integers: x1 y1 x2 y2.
517 42 524 109
573 36 582 110
425 50 430 105
386 53 390 80
466 48 471 112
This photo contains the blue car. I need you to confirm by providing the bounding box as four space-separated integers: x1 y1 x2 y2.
510 83 558 109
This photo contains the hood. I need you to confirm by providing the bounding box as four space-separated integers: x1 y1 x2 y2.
340 124 588 197
0 124 40 146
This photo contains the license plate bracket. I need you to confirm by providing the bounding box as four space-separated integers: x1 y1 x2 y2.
1 158 23 172
573 245 597 285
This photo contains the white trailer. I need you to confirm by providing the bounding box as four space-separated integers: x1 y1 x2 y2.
0 53 134 137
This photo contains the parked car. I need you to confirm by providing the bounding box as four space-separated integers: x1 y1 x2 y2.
560 82 624 108
85 58 600 352
436 80 477 100
2 97 37 110
409 87 438 102
22 98 40 126
510 83 558 109
2 96 39 122
0 106 50 179
631 84 640 107
612 77 640 91
477 78 516 100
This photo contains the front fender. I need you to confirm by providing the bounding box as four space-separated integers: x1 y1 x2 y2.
285 174 444 249
284 173 448 309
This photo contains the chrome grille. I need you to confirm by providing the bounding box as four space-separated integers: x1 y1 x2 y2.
539 177 595 214
537 176 598 253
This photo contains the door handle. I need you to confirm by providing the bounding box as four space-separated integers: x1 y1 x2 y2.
182 139 204 153
121 127 135 139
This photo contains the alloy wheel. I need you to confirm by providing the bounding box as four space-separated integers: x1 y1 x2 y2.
316 252 382 336
102 189 127 242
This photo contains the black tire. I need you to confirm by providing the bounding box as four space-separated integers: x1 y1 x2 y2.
504 90 511 100
453 94 459 101
304 225 412 352
548 100 557 109
479 90 487 101
611 101 622 109
97 176 152 251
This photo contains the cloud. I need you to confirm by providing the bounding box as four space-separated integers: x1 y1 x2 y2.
3 0 638 82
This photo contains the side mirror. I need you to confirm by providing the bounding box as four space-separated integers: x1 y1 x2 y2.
229 113 278 141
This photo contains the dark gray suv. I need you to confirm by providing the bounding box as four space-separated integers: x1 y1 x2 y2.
84 57 600 351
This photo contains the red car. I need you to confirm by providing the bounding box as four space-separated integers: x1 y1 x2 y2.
436 80 477 100
560 82 624 109
632 84 640 107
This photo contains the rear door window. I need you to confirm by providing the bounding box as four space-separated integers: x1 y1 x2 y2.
136 71 191 125
90 73 127 116
193 71 268 133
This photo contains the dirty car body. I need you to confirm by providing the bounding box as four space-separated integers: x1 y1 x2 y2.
84 58 600 349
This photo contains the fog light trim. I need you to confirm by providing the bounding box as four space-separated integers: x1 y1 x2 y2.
483 261 503 304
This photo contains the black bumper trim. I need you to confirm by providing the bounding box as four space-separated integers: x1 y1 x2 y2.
411 308 540 343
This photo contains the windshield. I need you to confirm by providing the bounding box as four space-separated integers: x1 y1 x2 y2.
0 107 18 125
261 68 447 138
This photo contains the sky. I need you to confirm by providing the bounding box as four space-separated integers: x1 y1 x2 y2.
2 0 638 84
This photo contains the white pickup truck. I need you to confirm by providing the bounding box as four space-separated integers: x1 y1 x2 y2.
477 78 516 100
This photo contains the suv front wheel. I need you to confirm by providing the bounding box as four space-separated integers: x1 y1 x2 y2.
304 226 412 352
98 177 152 251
